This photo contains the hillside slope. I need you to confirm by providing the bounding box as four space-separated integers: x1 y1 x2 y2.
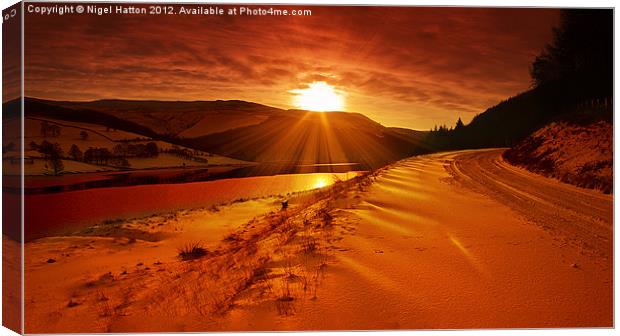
187 111 429 168
34 98 282 136
19 98 430 169
503 120 612 193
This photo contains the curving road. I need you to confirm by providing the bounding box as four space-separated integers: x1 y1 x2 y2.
445 148 613 259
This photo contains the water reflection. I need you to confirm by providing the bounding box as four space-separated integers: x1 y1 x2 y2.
314 177 328 189
22 170 361 241
17 163 365 194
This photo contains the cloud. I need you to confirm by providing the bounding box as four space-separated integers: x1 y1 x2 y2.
23 5 559 129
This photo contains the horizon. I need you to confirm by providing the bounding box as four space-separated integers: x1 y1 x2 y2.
21 5 560 130
22 95 422 129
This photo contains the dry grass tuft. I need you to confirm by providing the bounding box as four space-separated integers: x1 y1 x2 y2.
178 241 209 261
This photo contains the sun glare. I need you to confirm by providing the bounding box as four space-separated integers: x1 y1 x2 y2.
314 177 328 189
291 82 345 112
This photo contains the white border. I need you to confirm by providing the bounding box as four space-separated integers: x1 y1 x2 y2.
0 1 617 336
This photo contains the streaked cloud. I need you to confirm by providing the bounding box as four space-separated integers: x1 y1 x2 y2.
24 5 559 129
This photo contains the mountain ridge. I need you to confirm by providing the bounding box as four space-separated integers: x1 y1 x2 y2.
16 97 430 168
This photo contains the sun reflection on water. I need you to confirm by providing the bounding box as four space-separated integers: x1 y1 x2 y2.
314 177 328 189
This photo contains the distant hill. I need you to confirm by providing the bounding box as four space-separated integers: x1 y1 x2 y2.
27 98 281 136
18 97 430 168
21 98 161 139
186 111 430 167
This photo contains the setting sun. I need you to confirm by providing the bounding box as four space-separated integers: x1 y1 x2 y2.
291 82 345 112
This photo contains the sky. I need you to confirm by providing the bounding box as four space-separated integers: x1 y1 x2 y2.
24 5 559 130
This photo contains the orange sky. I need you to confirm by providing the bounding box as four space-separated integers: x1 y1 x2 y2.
24 5 559 130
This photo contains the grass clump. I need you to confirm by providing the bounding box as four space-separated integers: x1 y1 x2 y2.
178 241 209 261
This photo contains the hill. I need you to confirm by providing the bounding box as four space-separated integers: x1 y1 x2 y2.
428 9 612 152
428 82 612 151
18 97 430 169
186 111 430 167
424 9 613 193
3 114 246 176
36 99 282 136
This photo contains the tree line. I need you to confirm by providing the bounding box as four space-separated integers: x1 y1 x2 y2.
424 9 612 151
30 140 161 175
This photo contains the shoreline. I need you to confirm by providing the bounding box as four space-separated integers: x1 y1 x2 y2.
18 171 363 242
6 164 364 195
